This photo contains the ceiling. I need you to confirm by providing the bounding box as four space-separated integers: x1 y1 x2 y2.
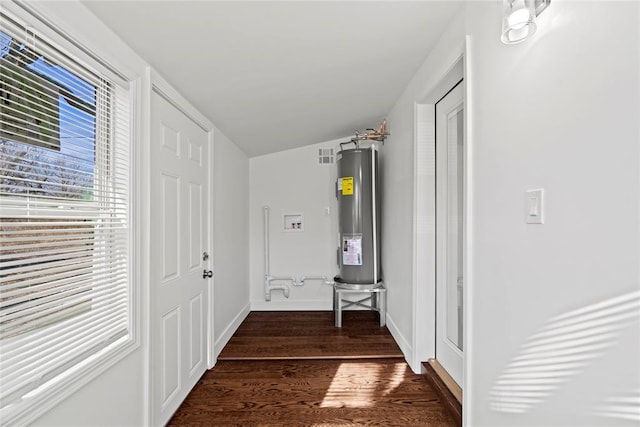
82 1 463 157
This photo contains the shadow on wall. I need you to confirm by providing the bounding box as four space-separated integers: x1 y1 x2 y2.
489 290 640 422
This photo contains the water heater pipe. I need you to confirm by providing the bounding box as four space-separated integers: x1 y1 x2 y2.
263 206 293 301
298 276 334 286
264 206 270 277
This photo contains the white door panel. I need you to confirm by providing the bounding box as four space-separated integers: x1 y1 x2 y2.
436 81 464 388
161 307 181 405
151 91 210 425
189 293 203 375
188 182 203 271
161 173 180 281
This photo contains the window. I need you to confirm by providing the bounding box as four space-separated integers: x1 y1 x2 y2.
0 10 132 424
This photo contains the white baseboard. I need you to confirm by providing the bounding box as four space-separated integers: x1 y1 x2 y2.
250 299 333 311
214 302 251 360
385 313 418 372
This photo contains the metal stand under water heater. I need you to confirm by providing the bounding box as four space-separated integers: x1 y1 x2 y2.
335 146 381 289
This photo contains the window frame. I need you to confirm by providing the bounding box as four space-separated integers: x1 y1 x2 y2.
0 4 140 425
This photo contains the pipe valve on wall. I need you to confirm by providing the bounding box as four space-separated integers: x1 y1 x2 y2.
263 206 294 301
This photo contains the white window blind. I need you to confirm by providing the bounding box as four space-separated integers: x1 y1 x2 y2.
0 11 131 424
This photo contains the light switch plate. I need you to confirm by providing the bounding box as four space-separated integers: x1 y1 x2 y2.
526 189 544 224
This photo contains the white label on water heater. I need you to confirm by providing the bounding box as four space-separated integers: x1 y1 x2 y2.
343 235 363 266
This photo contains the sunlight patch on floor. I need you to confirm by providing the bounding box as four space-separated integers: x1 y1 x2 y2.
320 362 407 409
382 362 407 396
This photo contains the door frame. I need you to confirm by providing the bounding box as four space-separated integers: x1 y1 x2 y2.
435 79 464 386
412 56 463 369
412 37 473 396
144 68 216 426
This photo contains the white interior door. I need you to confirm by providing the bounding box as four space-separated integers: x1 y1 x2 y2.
150 90 211 425
435 81 464 387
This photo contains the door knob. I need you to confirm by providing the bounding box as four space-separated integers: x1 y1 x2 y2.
202 269 213 279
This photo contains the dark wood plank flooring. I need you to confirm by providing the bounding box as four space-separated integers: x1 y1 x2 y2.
423 362 462 426
218 311 404 360
169 359 456 426
169 311 456 426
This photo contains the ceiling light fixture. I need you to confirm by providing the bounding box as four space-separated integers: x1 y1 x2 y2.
501 0 550 44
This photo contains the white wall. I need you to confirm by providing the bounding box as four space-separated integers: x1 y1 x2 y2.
213 128 251 354
384 1 640 426
249 140 341 310
465 2 639 425
32 354 145 426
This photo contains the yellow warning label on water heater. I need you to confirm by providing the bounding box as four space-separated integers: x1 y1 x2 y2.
342 177 354 195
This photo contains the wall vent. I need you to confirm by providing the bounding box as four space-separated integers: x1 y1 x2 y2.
318 148 334 165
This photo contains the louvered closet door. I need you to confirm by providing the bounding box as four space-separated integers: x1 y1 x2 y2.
150 90 210 425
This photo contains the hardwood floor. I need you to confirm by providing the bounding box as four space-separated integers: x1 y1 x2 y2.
218 311 403 360
169 359 456 426
169 311 456 426
422 362 462 427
